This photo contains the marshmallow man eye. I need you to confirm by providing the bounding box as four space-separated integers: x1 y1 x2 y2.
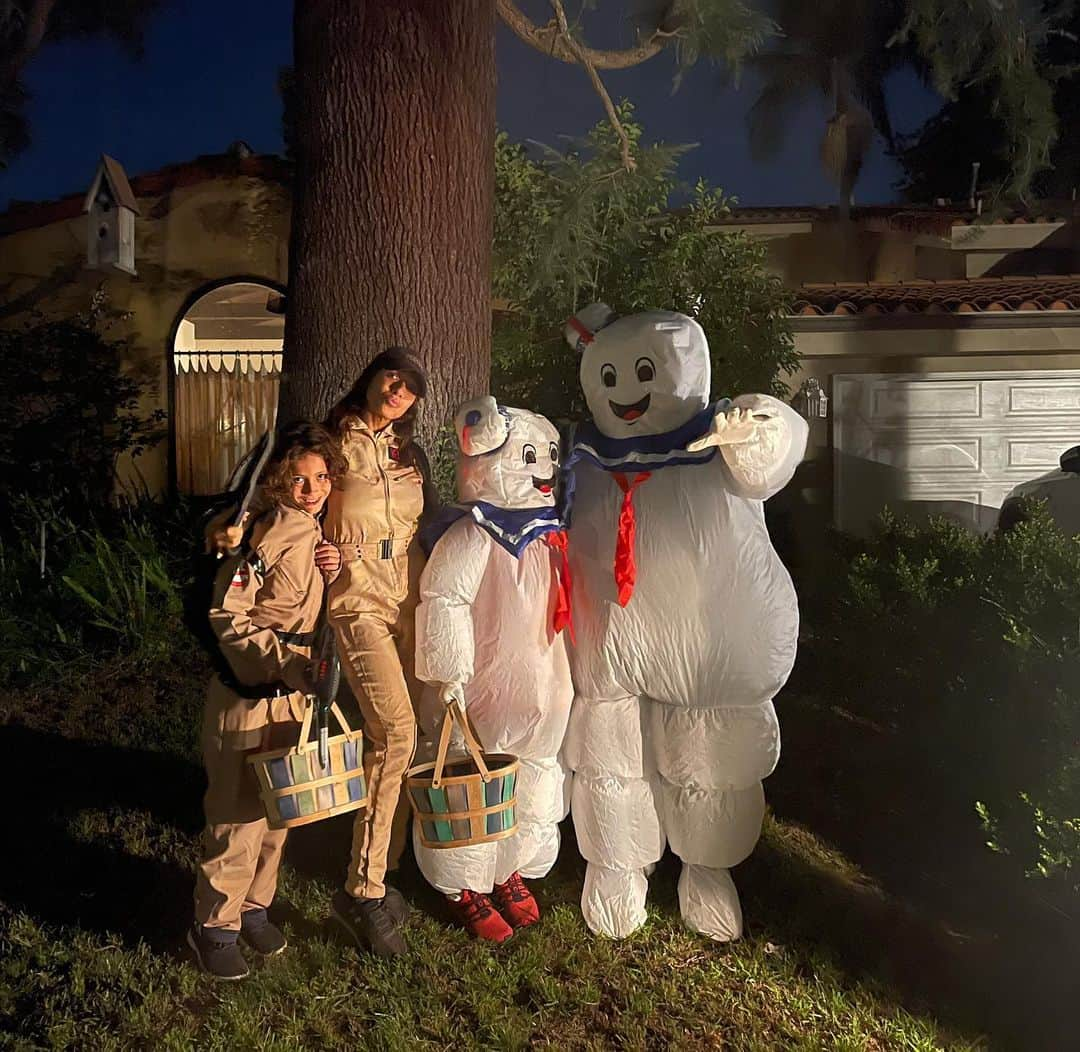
522 444 537 466
600 364 617 388
549 442 560 465
635 357 655 383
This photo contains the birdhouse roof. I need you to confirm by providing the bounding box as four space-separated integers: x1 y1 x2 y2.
82 154 141 216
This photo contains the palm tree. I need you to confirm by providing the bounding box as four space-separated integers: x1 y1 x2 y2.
745 0 911 217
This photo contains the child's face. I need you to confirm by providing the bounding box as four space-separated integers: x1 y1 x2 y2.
288 453 332 515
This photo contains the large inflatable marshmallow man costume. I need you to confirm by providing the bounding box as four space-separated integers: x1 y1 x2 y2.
562 305 808 940
412 397 574 896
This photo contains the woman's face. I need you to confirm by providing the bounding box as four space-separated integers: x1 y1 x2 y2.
366 369 419 422
288 452 333 515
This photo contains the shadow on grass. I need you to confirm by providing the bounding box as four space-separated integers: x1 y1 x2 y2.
0 725 203 953
7 711 1071 1049
767 696 1079 1051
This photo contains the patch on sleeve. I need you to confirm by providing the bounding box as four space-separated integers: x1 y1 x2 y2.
230 563 249 590
388 445 400 462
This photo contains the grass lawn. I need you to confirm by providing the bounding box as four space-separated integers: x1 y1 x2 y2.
0 643 1054 1051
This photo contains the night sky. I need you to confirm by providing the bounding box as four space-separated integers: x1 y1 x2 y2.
0 0 943 212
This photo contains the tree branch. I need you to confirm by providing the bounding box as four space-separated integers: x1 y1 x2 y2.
496 0 670 70
547 0 637 171
1 0 58 85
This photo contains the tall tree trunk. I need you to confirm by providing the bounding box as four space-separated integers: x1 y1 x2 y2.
280 0 496 438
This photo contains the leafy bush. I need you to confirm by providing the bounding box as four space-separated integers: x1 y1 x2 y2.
0 300 165 515
492 106 797 421
800 505 1080 898
0 493 195 684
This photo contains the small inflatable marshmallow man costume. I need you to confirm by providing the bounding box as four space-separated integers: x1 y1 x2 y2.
561 305 808 940
412 397 575 896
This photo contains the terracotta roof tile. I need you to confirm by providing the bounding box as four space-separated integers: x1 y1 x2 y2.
708 203 1077 237
792 276 1080 317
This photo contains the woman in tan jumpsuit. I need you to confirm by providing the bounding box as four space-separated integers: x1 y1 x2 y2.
322 348 436 958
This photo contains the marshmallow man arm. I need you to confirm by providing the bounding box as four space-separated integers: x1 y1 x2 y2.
414 518 493 691
715 394 808 501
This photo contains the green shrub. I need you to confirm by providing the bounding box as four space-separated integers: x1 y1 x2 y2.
492 107 797 421
801 505 1080 898
0 302 165 515
0 493 196 683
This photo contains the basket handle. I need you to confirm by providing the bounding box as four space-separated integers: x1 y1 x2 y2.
295 695 355 749
432 698 491 789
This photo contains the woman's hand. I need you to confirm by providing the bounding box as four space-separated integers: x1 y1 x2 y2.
315 541 342 577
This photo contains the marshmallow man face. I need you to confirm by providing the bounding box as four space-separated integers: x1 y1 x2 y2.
577 311 710 439
454 396 561 509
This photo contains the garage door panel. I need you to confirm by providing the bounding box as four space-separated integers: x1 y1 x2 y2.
1007 437 1077 470
869 381 981 421
1007 381 1080 415
834 371 1080 535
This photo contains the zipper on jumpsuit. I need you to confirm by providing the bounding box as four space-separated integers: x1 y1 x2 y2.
367 429 394 556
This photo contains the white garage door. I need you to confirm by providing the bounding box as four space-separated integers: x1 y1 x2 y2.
833 370 1080 534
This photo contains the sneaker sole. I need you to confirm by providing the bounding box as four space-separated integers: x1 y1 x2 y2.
238 933 288 958
186 929 249 981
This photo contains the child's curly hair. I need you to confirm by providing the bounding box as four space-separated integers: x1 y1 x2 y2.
258 422 348 507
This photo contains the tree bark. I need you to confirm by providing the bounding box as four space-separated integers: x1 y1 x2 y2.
281 0 496 438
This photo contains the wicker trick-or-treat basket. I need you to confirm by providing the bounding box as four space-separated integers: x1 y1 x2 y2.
247 699 368 830
405 700 519 849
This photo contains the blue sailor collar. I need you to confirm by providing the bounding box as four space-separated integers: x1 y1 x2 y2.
564 400 729 475
560 401 729 526
420 501 564 558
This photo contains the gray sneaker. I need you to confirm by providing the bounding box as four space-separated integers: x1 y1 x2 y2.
239 909 288 957
187 924 249 981
330 889 407 957
382 885 410 927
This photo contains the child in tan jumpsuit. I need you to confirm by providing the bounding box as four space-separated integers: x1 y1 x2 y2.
189 423 346 981
322 348 435 958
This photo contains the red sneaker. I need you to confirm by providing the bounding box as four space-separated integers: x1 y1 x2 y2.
447 890 514 944
492 872 540 930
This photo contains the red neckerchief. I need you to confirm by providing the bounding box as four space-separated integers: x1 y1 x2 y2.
542 530 575 643
611 471 652 606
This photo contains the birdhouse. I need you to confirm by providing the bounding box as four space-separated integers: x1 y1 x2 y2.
83 155 139 276
796 377 829 420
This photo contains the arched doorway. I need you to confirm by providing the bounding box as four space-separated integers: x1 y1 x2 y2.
172 280 283 494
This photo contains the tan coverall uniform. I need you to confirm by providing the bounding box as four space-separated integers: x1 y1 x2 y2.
323 416 426 900
194 503 330 931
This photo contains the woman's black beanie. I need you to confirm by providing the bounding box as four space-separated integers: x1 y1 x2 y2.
363 347 429 399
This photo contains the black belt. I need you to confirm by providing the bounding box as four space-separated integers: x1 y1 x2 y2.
274 629 316 646
217 672 294 700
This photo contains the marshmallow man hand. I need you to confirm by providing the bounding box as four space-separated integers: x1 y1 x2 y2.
686 406 760 451
707 394 808 501
437 682 467 708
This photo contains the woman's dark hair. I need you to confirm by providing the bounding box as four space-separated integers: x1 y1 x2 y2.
259 421 348 507
326 347 429 470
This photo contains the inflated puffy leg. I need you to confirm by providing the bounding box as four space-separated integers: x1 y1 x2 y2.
494 756 567 886
582 863 649 939
678 863 743 942
648 700 780 789
659 778 765 869
566 695 662 870
571 773 664 870
413 823 498 896
564 695 649 780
